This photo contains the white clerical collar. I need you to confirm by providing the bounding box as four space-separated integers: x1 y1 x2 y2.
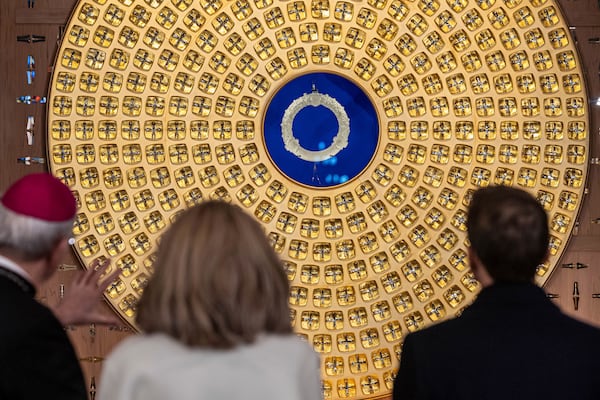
0 254 34 283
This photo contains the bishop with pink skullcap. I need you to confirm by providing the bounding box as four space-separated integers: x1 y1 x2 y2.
1 173 77 222
0 173 88 399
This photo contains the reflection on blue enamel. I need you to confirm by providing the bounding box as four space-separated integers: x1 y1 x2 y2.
325 174 350 184
264 73 379 188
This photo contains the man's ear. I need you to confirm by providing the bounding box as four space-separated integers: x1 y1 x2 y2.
468 247 493 287
542 249 550 265
467 247 479 273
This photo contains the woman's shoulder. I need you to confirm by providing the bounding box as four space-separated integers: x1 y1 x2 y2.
246 334 318 361
107 333 184 363
107 332 317 368
258 333 312 347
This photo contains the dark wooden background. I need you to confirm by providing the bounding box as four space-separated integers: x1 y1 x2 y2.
1 0 599 398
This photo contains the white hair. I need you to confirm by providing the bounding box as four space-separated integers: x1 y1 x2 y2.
0 203 74 260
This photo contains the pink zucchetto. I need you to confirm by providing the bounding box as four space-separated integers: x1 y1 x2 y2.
1 173 77 222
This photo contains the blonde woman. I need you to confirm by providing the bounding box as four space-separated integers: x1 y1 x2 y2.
98 201 322 400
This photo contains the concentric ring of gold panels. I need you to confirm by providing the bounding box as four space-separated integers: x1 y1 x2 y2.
48 0 589 398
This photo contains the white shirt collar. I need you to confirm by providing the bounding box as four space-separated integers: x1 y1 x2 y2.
0 254 34 283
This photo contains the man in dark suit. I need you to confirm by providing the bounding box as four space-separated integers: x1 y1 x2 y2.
0 173 119 399
393 186 600 400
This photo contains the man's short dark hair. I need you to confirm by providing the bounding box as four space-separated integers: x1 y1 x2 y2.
466 186 549 283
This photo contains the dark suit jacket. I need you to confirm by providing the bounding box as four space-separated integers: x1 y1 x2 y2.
0 266 87 400
393 283 600 400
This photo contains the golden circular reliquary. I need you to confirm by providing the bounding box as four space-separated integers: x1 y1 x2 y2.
48 0 589 398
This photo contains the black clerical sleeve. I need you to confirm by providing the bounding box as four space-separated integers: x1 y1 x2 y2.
0 275 87 400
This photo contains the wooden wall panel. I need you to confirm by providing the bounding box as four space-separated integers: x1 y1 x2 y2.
0 1 599 399
557 0 600 26
545 24 600 329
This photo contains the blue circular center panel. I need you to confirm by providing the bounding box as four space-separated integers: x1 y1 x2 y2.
263 73 379 188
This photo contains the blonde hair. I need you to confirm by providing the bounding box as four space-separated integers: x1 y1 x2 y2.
136 200 293 348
